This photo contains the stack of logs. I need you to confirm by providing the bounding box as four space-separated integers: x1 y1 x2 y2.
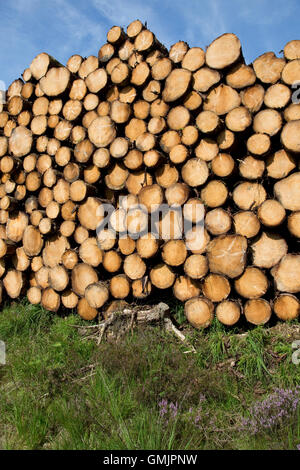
1 19 300 328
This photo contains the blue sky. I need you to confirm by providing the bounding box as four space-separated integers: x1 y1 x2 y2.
0 0 299 88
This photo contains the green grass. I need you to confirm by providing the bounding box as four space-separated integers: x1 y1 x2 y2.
0 300 300 450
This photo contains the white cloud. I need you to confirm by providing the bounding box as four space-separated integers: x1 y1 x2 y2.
52 0 105 56
180 0 228 47
92 0 171 45
238 0 295 26
92 0 156 26
0 0 298 86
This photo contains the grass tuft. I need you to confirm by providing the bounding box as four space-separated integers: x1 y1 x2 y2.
0 300 300 450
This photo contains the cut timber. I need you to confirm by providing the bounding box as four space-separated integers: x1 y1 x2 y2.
182 47 205 71
284 103 300 121
78 197 103 231
202 274 231 302
284 40 300 60
281 59 300 85
22 226 43 256
167 106 190 130
183 91 202 111
79 238 103 267
244 299 271 325
288 212 300 238
88 116 116 148
78 56 98 79
257 200 286 227
123 253 146 280
226 63 256 89
6 211 28 242
241 84 264 112
127 19 143 38
134 29 156 52
181 158 209 187
184 254 208 280
273 294 300 321
207 234 247 279
27 286 42 305
150 263 175 289
67 54 83 73
217 129 235 150
247 133 271 156
173 276 201 302
125 170 152 195
196 110 220 134
204 84 241 115
105 162 129 190
205 208 231 235
165 183 189 207
42 234 70 268
109 275 130 299
193 67 220 92
274 173 300 211
169 41 188 63
264 84 291 109
85 282 109 308
233 183 266 210
40 67 71 96
30 53 61 80
49 265 69 292
13 247 30 271
3 269 23 298
239 156 265 180
162 69 192 102
77 298 98 320
125 208 148 237
234 267 268 299
216 301 240 326
110 100 131 123
72 263 98 297
271 255 300 293
206 34 242 70
138 184 164 213
103 251 122 273
184 297 214 329
152 57 172 80
253 109 282 136
195 138 218 161
162 240 187 266
281 121 300 153
85 69 107 93
9 126 32 157
136 233 158 259
132 278 152 299
41 288 60 312
251 232 287 269
233 211 260 238
201 180 228 208
266 149 296 179
62 290 78 309
62 249 78 270
155 163 178 188
211 153 235 177
225 106 251 132
185 227 210 254
253 52 285 84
